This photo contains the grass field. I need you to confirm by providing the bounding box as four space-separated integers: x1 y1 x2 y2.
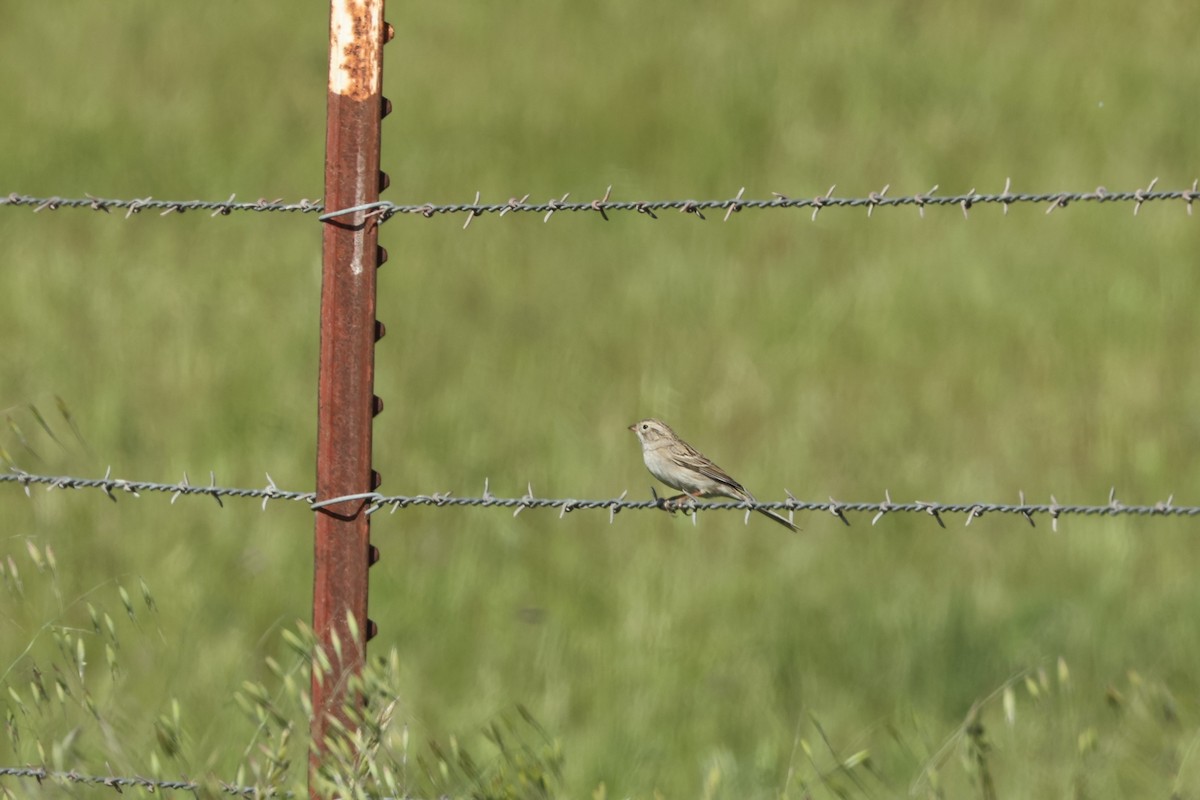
3 2 1200 797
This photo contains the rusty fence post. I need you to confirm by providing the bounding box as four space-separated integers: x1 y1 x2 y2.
311 0 390 793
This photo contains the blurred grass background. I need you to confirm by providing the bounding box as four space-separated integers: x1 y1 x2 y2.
2 1 1200 797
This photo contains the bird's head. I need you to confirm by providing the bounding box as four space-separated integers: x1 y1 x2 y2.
628 418 675 447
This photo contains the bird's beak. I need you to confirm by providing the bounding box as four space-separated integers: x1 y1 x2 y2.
627 423 637 432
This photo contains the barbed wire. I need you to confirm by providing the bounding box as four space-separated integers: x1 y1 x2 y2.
2 469 1195 531
0 467 312 509
321 178 1199 225
0 193 323 218
0 765 288 797
5 178 1197 226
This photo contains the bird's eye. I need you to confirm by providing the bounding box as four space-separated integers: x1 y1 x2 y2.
640 423 649 431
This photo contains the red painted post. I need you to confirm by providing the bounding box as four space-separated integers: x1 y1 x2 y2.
311 0 388 792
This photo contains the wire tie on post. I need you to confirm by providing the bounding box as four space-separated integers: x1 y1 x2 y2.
866 184 889 218
310 491 381 511
367 204 393 223
723 186 745 221
318 200 381 221
591 185 612 221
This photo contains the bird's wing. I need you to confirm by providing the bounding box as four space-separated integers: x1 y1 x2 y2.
677 444 750 496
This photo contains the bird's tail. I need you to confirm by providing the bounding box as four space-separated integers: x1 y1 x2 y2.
756 507 800 533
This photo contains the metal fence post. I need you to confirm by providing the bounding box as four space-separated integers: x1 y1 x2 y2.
312 0 389 793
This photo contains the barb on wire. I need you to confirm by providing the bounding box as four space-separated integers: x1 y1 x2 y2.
2 469 1196 529
0 766 286 797
6 179 1198 225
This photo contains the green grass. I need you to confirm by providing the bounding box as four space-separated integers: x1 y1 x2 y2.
3 2 1200 797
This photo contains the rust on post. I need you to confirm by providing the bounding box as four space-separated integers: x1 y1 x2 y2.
311 0 386 790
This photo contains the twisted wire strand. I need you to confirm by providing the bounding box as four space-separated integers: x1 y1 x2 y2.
4 178 1196 224
2 470 1194 529
330 180 1199 223
0 193 323 218
0 765 286 797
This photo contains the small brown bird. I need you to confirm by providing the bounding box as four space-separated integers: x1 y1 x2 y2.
629 418 798 532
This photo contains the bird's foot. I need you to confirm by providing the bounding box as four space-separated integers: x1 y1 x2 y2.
666 493 700 515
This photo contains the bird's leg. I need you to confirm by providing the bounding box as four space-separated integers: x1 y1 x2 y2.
661 492 688 510
674 491 702 516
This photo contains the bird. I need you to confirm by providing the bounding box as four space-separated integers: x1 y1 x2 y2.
628 418 798 532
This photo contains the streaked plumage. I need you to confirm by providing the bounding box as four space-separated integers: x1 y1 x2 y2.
628 418 798 532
